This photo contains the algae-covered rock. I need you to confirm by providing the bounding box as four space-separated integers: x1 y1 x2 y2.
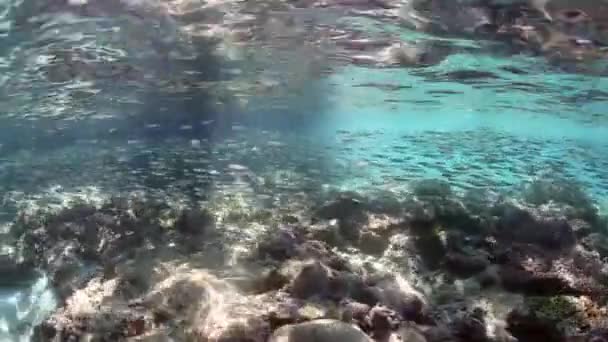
509 295 608 340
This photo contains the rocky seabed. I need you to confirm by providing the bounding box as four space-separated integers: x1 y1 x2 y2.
2 179 608 342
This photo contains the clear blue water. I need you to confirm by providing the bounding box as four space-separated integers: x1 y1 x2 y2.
1 0 608 339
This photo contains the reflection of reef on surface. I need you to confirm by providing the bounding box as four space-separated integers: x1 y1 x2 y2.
4 172 608 341
2 0 608 155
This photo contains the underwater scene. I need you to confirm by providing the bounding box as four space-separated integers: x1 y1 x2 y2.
1 0 608 341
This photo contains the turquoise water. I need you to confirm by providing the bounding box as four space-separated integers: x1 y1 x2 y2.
1 0 608 339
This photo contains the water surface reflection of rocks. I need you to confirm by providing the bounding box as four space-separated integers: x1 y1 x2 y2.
6 179 608 342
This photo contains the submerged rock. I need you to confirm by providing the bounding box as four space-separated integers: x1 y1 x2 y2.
581 233 608 259
494 240 607 298
269 319 373 342
250 268 291 294
507 307 566 342
36 265 276 342
358 230 390 255
316 194 366 221
315 194 368 240
389 323 428 342
175 208 215 235
450 308 489 342
411 179 453 198
371 276 428 322
340 301 372 324
522 179 598 222
34 276 150 341
496 205 576 250
444 251 490 278
510 295 608 339
291 261 331 299
365 305 399 339
257 228 302 261
15 202 171 300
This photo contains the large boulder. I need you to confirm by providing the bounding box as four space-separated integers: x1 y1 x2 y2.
269 319 373 342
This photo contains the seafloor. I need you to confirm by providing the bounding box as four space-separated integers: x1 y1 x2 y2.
1 0 608 341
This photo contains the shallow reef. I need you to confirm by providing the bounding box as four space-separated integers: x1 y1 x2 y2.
3 177 607 342
0 0 607 341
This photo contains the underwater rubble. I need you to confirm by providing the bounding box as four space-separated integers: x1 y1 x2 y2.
3 177 607 342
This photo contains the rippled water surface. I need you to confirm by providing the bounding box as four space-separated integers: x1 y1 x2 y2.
1 0 608 339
